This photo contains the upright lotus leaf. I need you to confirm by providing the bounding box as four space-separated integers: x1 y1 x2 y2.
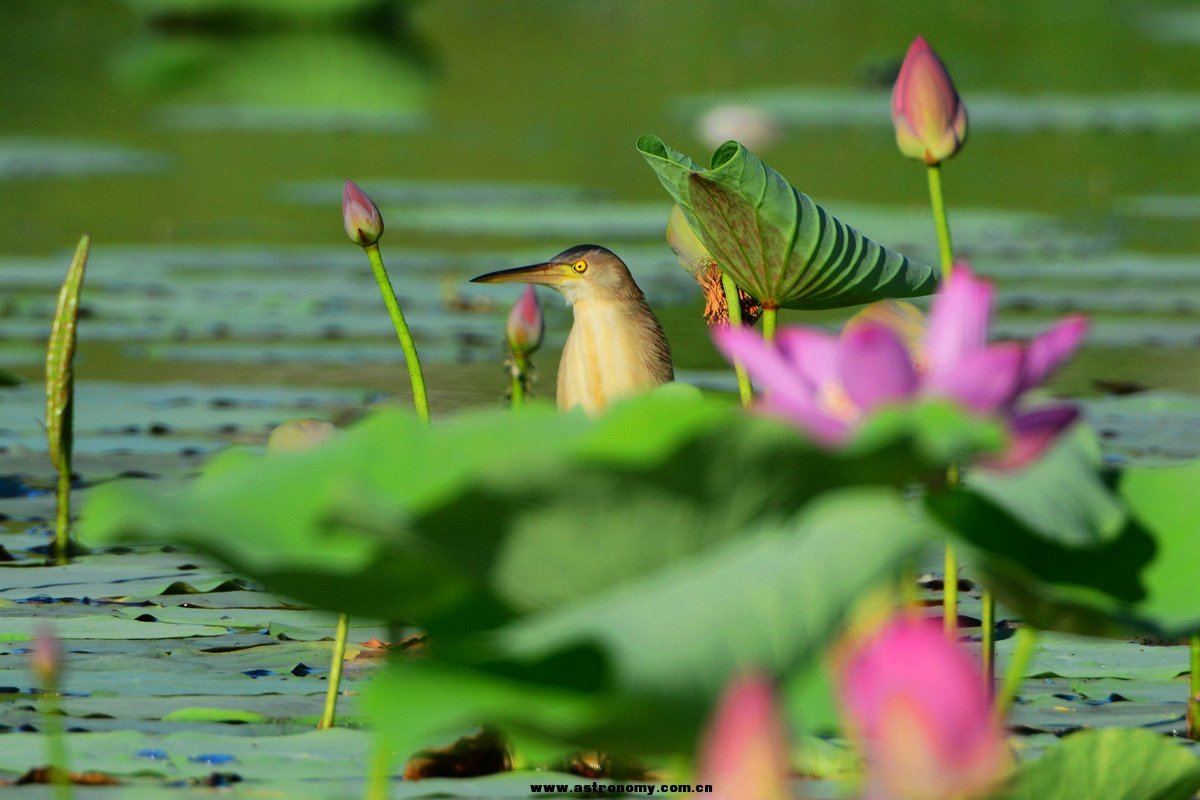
638 135 940 310
45 234 90 565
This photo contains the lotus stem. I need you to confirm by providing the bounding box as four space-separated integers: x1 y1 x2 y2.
720 272 753 407
943 545 958 637
761 306 778 342
981 590 996 694
510 354 528 409
943 462 960 637
52 470 71 566
36 633 72 800
42 689 72 800
925 164 954 276
318 612 351 730
364 243 430 423
324 239 429 729
995 626 1036 723
365 742 392 800
1189 634 1200 740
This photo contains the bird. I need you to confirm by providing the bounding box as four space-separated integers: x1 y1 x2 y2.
471 245 673 415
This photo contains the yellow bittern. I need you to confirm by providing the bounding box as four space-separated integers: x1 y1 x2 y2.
471 245 673 414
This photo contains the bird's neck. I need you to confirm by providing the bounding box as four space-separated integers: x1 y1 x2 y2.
558 295 672 415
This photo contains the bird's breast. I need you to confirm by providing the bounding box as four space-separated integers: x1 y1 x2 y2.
558 299 671 415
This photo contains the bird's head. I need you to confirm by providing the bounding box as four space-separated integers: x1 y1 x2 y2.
470 245 638 305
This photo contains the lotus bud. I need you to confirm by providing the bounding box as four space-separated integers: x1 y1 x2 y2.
32 625 62 689
697 673 791 800
267 419 338 454
668 205 762 327
836 614 1008 800
506 285 544 356
666 204 713 278
892 37 968 166
343 180 384 246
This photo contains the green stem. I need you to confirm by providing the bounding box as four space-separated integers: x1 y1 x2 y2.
1189 634 1200 740
761 306 778 342
995 626 1037 723
364 243 430 422
943 545 958 637
510 353 527 409
365 743 391 800
943 461 960 637
925 164 955 276
318 612 350 730
52 466 71 566
719 272 753 407
981 589 995 695
43 688 73 800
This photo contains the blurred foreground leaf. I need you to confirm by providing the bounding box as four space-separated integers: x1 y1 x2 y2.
367 488 926 760
86 388 1005 758
930 450 1200 638
995 728 1200 800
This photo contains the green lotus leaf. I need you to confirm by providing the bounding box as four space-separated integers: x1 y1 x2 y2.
638 134 940 310
994 727 1200 800
929 450 1200 639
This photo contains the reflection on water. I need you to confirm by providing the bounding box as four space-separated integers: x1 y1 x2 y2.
117 0 405 31
114 28 431 132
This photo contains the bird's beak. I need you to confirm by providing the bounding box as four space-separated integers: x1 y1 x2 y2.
470 262 574 286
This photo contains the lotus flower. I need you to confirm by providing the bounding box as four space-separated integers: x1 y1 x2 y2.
836 615 1008 800
343 179 384 246
506 285 544 356
697 673 791 800
712 263 1087 468
892 37 968 166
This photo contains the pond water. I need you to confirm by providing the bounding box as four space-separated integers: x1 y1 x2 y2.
0 2 1199 795
1 0 1199 417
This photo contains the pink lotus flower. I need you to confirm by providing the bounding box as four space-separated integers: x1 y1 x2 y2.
506 285 544 356
836 615 1008 800
697 673 791 800
343 179 384 247
712 263 1087 468
892 37 968 166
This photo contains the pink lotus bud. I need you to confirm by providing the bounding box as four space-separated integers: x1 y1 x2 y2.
343 180 384 246
666 204 713 277
697 673 791 800
836 615 1008 800
506 285 544 356
892 37 968 166
32 626 62 688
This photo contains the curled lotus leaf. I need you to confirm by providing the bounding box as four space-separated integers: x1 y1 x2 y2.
638 135 940 310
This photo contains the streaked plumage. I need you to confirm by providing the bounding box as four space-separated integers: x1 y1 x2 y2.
471 245 672 414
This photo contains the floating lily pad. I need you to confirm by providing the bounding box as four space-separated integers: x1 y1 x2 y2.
0 139 168 180
680 88 1200 132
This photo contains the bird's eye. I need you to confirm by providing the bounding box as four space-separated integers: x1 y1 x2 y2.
572 260 587 273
